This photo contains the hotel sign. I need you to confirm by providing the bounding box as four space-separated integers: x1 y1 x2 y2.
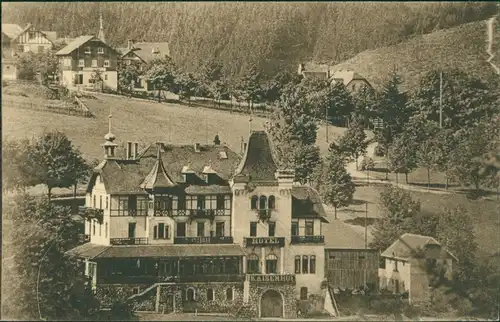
247 274 296 284
245 237 285 248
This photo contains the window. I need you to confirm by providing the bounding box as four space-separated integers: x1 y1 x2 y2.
216 195 225 209
197 196 205 210
104 60 110 67
268 195 276 209
300 287 308 300
132 287 140 295
302 255 309 274
268 222 276 237
247 253 260 274
84 47 91 54
78 59 85 67
93 195 96 208
259 196 267 209
305 219 314 236
226 288 233 301
104 74 108 80
295 256 301 274
106 196 109 209
105 222 108 238
117 196 129 215
310 255 316 274
99 196 103 209
91 60 97 67
157 223 170 239
29 31 36 39
128 222 136 238
99 223 102 236
155 195 172 215
394 260 398 271
128 196 137 215
291 222 299 236
178 195 186 210
186 288 196 301
93 221 96 235
97 47 104 54
207 289 214 301
216 222 225 237
176 222 186 237
250 195 258 210
250 222 257 237
266 254 278 274
197 222 205 237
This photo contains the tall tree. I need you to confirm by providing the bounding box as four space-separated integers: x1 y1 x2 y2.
317 152 355 219
336 117 369 169
2 194 99 320
144 55 177 103
415 121 441 190
117 61 142 95
407 69 498 131
370 186 421 251
24 131 88 201
2 138 32 193
237 64 263 110
352 84 378 126
174 71 199 106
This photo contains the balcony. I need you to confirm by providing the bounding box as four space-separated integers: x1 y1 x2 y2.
110 237 149 245
246 274 296 285
291 235 325 244
98 274 245 284
244 237 285 248
174 236 234 244
189 209 216 220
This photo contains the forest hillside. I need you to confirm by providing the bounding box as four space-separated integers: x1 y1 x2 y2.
2 2 497 78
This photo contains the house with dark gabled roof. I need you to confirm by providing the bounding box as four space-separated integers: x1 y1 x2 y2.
66 115 331 318
379 233 458 303
1 23 56 54
117 40 171 91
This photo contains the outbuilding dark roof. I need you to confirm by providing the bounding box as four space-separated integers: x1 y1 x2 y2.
381 233 458 261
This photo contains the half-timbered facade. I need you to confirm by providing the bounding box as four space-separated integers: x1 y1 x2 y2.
67 116 330 317
1 23 56 54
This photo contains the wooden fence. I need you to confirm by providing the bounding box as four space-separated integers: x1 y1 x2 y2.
3 98 93 118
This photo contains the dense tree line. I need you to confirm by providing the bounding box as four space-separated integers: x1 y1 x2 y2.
2 2 496 79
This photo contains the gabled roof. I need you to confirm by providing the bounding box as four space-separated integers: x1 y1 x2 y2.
330 70 369 86
121 42 170 63
381 233 458 261
55 35 119 56
89 143 241 194
233 131 279 183
1 24 23 39
41 31 58 43
323 219 367 249
291 186 328 222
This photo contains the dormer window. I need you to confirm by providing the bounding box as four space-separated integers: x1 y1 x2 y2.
84 47 91 54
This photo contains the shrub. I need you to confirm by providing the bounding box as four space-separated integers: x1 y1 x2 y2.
360 156 375 171
374 144 385 157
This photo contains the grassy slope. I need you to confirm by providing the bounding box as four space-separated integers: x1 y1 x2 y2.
2 93 345 160
330 19 496 90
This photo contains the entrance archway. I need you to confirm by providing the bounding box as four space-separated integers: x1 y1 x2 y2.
260 289 283 318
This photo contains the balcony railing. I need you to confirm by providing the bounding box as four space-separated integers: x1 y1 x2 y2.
189 209 216 219
110 237 149 245
291 235 325 244
246 274 296 285
174 236 234 244
97 274 244 284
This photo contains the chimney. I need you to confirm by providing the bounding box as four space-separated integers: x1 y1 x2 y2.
127 39 135 50
127 141 132 159
194 143 201 153
133 142 139 159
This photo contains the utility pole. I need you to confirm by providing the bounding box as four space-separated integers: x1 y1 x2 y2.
364 201 368 288
325 104 329 143
439 70 443 129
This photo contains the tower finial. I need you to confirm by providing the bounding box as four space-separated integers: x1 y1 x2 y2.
98 9 106 43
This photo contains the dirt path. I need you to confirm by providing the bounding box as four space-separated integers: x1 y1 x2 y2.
486 15 500 75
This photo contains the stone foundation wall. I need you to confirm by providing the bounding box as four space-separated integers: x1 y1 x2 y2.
247 284 297 318
177 283 244 313
95 284 155 311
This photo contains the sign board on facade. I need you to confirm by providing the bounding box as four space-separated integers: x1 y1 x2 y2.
248 274 296 284
245 237 285 248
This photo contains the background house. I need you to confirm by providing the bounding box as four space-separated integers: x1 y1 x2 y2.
379 233 457 303
297 63 372 92
118 40 171 91
2 23 56 53
56 35 120 90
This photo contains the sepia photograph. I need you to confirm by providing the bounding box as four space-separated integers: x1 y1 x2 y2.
1 1 499 321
